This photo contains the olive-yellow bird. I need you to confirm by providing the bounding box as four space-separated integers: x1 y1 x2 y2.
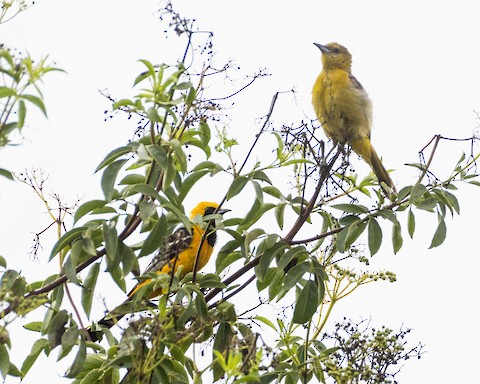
312 42 396 193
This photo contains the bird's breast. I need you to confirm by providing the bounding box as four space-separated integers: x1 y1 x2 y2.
312 69 372 143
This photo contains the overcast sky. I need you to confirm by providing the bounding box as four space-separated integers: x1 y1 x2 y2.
1 1 480 382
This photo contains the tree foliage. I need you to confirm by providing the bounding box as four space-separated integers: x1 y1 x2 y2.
1 2 479 383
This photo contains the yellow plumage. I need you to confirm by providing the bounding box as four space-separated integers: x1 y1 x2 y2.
88 201 228 341
312 42 396 193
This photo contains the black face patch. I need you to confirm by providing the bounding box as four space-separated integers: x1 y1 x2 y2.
204 206 217 216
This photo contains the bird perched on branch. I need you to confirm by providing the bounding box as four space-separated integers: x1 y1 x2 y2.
312 42 396 193
87 201 229 342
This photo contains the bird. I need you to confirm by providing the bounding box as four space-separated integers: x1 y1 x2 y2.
87 201 230 342
311 42 396 193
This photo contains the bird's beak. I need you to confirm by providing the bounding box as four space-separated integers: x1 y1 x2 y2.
216 208 231 215
314 43 330 54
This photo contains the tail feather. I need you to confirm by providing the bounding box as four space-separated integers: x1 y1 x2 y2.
88 311 125 342
351 138 396 194
87 297 157 342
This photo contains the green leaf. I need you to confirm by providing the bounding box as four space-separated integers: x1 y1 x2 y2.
252 180 263 203
17 100 26 129
429 215 447 248
119 242 138 276
335 227 349 253
118 174 146 185
255 316 277 331
103 221 118 262
392 223 403 254
469 180 480 187
23 322 43 332
199 121 211 148
73 200 107 223
378 210 399 226
133 71 150 87
95 145 133 173
293 280 319 324
48 310 68 349
146 106 163 122
194 292 208 318
138 59 156 78
113 98 136 109
0 255 6 268
125 183 164 203
226 176 249 200
175 81 192 90
185 86 197 106
81 263 100 318
139 214 167 257
65 336 86 378
339 214 360 227
139 200 157 221
7 363 21 378
276 246 307 271
216 250 243 275
344 220 367 249
410 183 427 203
0 86 16 98
60 326 80 359
407 209 415 238
109 264 126 292
63 255 80 285
283 261 310 293
434 189 460 215
368 218 382 256
274 203 285 229
252 170 272 184
0 168 14 180
238 202 276 232
162 158 177 190
0 344 10 380
21 94 47 117
397 185 413 201
147 144 168 168
263 186 283 199
171 139 187 172
416 197 437 211
197 274 226 290
255 242 288 282
101 159 127 201
21 338 48 377
331 203 369 214
49 227 88 261
213 322 234 381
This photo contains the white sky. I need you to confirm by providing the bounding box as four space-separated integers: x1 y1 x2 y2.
1 0 480 382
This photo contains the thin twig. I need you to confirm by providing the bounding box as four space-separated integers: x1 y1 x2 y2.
207 274 256 309
417 134 441 185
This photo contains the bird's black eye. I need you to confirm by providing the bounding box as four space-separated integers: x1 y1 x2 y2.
333 47 340 54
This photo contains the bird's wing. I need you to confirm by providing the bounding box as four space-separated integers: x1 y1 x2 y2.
141 226 193 275
348 74 365 91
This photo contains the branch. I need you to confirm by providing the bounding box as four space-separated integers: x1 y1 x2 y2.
205 146 342 304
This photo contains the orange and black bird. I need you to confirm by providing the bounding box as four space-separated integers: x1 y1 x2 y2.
88 201 229 341
312 42 396 193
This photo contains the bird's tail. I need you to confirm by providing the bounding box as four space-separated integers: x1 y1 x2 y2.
87 311 125 342
87 295 157 342
351 138 396 194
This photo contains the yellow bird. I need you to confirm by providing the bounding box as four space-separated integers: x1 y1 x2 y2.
312 42 396 193
88 202 229 341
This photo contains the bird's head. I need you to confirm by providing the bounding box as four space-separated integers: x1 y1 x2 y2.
314 42 352 72
189 201 230 219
